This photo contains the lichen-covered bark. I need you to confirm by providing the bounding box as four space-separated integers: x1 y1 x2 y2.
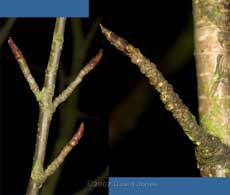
193 0 230 145
193 0 230 176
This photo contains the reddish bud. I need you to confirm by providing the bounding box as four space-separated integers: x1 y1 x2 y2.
69 122 84 147
8 37 23 60
86 49 103 70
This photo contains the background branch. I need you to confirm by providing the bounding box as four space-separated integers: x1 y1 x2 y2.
0 18 16 47
73 166 109 195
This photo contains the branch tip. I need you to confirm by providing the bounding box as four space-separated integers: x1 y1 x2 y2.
69 122 84 147
53 49 103 109
86 49 103 70
99 24 106 34
8 36 40 97
8 37 23 60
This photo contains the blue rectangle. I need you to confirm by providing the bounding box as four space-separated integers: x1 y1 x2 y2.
0 0 89 17
109 177 230 195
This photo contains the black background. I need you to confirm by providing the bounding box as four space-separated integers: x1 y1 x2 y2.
1 0 200 194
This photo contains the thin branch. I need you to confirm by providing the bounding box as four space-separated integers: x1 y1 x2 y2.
8 37 40 97
0 18 16 47
43 17 66 97
45 122 84 178
99 24 221 148
41 20 102 195
53 49 103 109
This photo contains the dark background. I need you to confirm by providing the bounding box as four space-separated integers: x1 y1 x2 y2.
1 0 200 194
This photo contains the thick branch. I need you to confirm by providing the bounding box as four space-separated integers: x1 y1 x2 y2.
8 37 40 97
100 24 206 145
100 24 230 177
45 123 84 178
53 49 103 109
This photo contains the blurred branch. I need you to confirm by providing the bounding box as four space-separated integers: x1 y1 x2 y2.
0 18 16 47
70 18 102 75
109 81 152 145
83 18 102 57
74 166 109 195
70 18 84 75
161 19 193 74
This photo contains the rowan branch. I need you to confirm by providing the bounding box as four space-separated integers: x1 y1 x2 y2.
8 37 40 97
99 24 215 147
45 123 84 178
41 20 103 195
9 18 102 194
53 49 103 109
24 18 67 195
43 17 66 96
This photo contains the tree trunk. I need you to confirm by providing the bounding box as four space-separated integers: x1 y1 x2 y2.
193 0 230 176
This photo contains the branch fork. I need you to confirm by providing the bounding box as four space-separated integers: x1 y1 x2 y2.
8 18 103 194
